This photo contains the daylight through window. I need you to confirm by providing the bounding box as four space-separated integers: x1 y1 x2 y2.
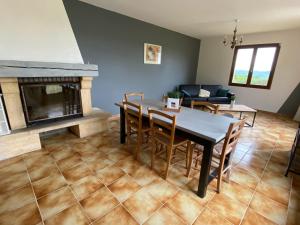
229 43 280 89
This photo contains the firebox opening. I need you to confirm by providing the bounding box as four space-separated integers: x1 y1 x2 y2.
19 77 83 126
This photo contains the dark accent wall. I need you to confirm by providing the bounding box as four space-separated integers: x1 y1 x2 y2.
278 82 300 117
63 0 200 114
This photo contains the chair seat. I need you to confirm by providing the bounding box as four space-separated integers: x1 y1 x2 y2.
191 143 232 169
153 134 189 147
128 121 151 133
193 143 225 158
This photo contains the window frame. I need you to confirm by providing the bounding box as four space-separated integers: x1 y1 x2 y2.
228 43 281 89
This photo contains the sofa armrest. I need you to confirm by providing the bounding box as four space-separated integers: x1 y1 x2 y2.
181 89 191 98
227 92 235 98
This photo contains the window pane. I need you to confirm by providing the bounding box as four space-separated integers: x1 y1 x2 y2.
232 48 254 84
250 47 276 86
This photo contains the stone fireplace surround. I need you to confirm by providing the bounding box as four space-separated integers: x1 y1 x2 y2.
0 60 110 160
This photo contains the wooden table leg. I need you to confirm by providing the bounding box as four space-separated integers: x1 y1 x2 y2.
197 141 214 197
120 107 126 144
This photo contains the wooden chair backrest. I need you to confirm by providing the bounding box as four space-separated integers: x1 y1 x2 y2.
148 109 176 146
191 101 219 114
123 101 143 131
124 92 144 102
221 119 245 159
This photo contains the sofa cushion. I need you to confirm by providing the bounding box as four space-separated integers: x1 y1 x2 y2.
216 88 229 97
199 89 210 97
179 85 200 97
191 97 208 102
208 97 229 104
201 85 222 97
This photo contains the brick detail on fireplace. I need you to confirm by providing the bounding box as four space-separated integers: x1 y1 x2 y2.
81 77 93 116
0 78 26 129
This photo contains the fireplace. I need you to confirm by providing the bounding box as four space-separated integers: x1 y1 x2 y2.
0 60 113 160
19 77 83 126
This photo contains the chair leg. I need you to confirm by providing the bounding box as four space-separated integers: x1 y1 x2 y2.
164 146 172 179
136 132 142 162
185 142 191 169
217 174 222 193
217 164 224 193
151 140 156 170
225 168 231 183
186 144 194 178
195 147 201 168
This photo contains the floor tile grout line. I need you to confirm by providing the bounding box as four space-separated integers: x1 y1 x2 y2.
273 136 292 225
164 203 192 225
286 175 293 225
1 116 297 225
98 158 183 225
22 158 46 225
237 147 276 225
52 155 93 224
120 142 249 225
204 141 275 225
207 205 237 224
103 175 143 222
35 183 68 200
88 203 121 224
73 148 142 224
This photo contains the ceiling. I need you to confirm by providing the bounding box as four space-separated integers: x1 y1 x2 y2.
81 0 300 38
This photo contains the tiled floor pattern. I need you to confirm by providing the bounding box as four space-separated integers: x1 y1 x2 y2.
0 111 299 225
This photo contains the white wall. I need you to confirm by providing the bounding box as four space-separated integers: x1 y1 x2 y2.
0 0 83 63
196 28 300 113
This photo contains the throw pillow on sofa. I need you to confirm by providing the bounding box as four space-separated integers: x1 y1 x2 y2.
199 89 210 97
216 88 229 97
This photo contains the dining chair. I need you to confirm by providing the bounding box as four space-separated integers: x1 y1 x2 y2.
187 118 245 193
124 92 144 102
123 101 150 161
191 100 219 114
148 109 191 179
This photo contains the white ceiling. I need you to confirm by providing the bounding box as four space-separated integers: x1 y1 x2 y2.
81 0 300 38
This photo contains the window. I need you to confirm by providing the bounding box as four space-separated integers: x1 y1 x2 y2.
229 43 280 89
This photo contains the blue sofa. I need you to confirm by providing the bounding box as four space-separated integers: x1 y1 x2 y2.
179 84 235 107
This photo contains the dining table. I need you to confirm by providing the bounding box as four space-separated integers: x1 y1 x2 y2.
115 99 237 198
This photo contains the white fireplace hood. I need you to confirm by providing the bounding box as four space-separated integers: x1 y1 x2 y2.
0 60 98 77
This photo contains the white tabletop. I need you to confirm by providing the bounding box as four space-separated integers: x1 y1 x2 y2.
218 104 257 112
118 99 238 143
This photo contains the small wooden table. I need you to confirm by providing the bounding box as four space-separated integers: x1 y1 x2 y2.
218 104 257 127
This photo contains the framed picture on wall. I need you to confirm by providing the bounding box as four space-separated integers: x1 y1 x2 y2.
144 43 162 64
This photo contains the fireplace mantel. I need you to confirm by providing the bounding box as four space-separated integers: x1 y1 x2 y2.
0 60 98 77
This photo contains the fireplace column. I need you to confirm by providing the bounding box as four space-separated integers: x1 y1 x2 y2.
0 78 26 129
80 77 93 116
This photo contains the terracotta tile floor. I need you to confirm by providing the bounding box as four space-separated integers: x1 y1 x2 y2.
0 111 299 225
